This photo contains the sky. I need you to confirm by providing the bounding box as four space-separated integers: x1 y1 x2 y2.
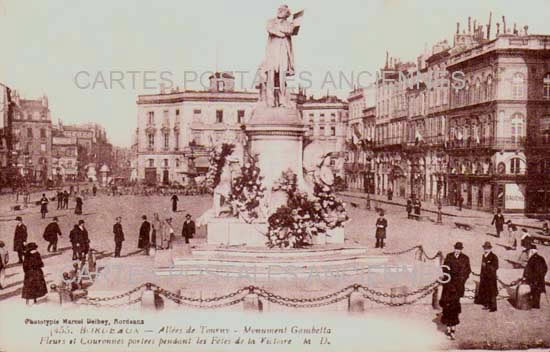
1 0 549 147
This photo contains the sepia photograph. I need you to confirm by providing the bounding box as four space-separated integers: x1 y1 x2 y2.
0 0 549 351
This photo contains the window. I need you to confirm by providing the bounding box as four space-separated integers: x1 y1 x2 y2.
237 110 245 124
26 142 32 154
510 158 521 174
67 160 72 168
40 128 46 138
164 159 169 167
475 79 481 103
176 109 180 116
148 159 154 167
163 110 169 125
41 112 46 120
147 111 154 125
193 109 201 114
163 133 169 149
541 116 550 144
330 126 336 136
319 126 325 136
40 143 46 153
544 73 550 99
27 128 33 138
486 76 493 100
217 81 224 92
511 113 524 143
512 73 524 99
148 134 154 149
308 126 313 135
331 113 336 121
216 110 223 123
174 132 180 150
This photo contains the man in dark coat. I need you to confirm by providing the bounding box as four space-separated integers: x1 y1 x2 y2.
113 217 125 258
63 190 69 209
77 220 89 261
476 241 498 311
13 216 28 264
440 242 471 340
491 208 505 238
92 184 97 196
522 244 548 309
69 224 80 261
374 211 387 249
57 190 63 209
171 194 179 212
406 198 412 219
43 216 63 252
181 214 195 244
40 193 49 219
138 215 151 255
413 198 421 216
74 195 83 215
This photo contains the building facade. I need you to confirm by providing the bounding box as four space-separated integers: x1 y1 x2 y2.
364 17 550 213
134 73 257 185
11 92 52 182
0 83 14 186
51 136 78 182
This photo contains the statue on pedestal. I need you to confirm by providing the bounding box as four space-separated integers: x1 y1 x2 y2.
257 5 303 108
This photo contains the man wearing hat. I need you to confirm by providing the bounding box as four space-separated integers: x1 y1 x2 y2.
113 217 125 258
476 241 498 312
138 215 151 255
374 210 387 249
76 220 90 261
13 216 28 264
440 242 471 340
43 216 63 252
522 244 548 309
69 224 81 261
181 214 195 244
491 208 505 238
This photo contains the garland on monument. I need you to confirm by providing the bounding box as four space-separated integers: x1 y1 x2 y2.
227 154 266 223
205 143 235 192
265 170 348 248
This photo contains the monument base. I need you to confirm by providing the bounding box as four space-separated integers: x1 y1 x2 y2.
207 217 345 246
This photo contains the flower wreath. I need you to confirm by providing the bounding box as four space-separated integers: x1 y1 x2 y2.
205 143 235 192
227 153 266 223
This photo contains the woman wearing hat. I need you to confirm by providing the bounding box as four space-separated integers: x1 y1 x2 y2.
21 243 48 305
440 242 471 340
476 241 498 312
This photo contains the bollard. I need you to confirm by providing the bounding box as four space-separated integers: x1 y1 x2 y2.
432 285 441 310
415 247 424 262
390 286 408 305
141 283 163 311
348 286 365 313
514 284 531 310
243 287 262 312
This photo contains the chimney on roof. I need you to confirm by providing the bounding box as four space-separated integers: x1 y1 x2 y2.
496 22 500 36
502 16 507 34
473 19 477 33
513 23 518 35
524 25 529 35
468 17 471 33
456 22 460 35
487 12 492 39
385 51 389 69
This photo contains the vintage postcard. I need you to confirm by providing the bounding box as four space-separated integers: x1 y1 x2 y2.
0 0 549 351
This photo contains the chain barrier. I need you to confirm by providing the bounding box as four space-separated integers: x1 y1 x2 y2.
359 281 439 299
362 286 437 307
86 284 147 302
150 284 247 303
382 245 421 256
419 247 442 261
80 296 143 307
253 284 356 303
260 292 351 308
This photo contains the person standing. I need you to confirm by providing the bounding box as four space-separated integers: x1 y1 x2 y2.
75 194 83 215
57 190 63 209
476 241 498 312
387 187 393 201
92 184 97 197
40 193 49 219
113 217 125 258
374 210 387 249
21 243 48 305
518 228 533 263
69 224 81 261
413 197 421 217
171 194 179 213
0 241 9 289
43 217 62 252
151 213 161 250
440 242 471 340
491 208 505 238
406 198 413 219
138 215 151 255
77 220 89 261
181 214 195 244
458 195 464 211
13 216 28 264
160 218 174 249
63 190 69 209
522 244 548 309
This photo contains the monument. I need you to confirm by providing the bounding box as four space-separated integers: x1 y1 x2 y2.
201 5 347 248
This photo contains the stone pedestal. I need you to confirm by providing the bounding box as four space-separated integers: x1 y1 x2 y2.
207 217 267 245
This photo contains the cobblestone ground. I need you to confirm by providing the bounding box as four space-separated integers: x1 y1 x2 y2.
0 191 548 349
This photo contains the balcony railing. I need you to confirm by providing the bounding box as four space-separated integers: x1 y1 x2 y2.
525 136 550 148
447 137 526 150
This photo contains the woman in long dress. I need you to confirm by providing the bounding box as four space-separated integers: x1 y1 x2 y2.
151 213 161 250
21 243 48 304
160 218 174 249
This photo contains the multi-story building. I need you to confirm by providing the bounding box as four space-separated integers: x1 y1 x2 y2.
367 16 550 214
345 85 376 192
11 92 52 182
299 94 348 178
135 72 257 185
51 136 78 182
0 83 14 186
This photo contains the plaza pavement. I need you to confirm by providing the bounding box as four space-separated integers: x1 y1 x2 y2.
0 191 548 349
